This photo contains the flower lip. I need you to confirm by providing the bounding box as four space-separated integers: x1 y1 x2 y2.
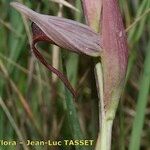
32 22 78 99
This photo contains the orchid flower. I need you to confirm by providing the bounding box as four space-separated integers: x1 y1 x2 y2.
11 1 128 149
10 2 102 98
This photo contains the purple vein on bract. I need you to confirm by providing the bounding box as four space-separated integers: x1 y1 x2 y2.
10 2 102 57
101 0 128 109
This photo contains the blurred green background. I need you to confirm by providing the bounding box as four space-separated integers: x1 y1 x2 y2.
0 0 150 150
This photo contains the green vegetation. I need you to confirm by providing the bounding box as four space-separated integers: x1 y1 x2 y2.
0 0 150 150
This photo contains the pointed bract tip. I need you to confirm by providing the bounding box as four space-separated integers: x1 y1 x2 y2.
10 2 24 11
10 2 36 18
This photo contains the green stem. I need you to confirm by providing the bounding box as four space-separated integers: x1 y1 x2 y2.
95 62 121 150
100 119 113 150
95 100 119 150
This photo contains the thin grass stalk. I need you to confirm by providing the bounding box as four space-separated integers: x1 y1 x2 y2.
0 52 49 86
66 0 80 87
0 97 28 150
129 42 150 150
52 3 62 82
126 1 150 81
49 0 80 12
0 60 43 137
51 3 63 139
128 0 150 44
61 54 85 150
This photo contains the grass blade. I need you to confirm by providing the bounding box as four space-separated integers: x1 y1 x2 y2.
129 42 150 150
62 54 86 150
0 97 28 150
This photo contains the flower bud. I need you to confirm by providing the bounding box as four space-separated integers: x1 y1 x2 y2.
101 0 128 109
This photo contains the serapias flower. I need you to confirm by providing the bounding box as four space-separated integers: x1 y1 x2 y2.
10 2 102 98
10 1 129 149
